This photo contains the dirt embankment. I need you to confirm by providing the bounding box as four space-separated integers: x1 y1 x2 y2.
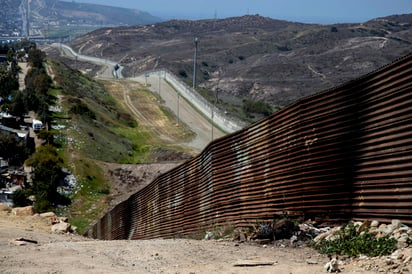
99 161 182 211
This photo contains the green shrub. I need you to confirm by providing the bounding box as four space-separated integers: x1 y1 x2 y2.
243 99 273 116
311 222 397 257
12 189 31 207
25 144 64 213
277 45 291 51
178 69 188 78
69 100 96 120
202 71 210 81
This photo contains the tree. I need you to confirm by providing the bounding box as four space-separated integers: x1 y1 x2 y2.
27 49 45 69
16 50 25 60
0 132 27 165
25 144 64 212
12 189 31 207
37 129 57 145
10 59 21 76
7 49 14 62
0 67 19 98
22 86 40 113
25 67 49 94
24 65 54 126
33 73 52 97
6 90 27 119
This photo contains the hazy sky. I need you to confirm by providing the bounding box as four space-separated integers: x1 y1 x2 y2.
77 0 412 24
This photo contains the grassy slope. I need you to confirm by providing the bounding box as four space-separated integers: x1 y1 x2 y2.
49 60 193 233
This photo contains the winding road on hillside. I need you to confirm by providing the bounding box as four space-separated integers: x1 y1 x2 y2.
54 43 121 78
52 43 226 151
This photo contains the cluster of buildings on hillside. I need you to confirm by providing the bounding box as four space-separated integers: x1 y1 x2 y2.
0 49 78 207
0 51 36 207
0 0 25 38
0 159 27 207
0 113 34 207
0 110 52 206
0 112 77 207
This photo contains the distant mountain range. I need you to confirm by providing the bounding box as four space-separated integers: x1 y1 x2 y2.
32 0 160 26
0 0 161 39
66 14 412 120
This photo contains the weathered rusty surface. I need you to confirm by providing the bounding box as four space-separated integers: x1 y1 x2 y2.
88 53 412 240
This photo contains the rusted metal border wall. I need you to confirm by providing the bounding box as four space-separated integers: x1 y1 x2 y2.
89 53 412 240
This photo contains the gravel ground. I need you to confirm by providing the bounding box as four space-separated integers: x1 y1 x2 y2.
0 211 385 274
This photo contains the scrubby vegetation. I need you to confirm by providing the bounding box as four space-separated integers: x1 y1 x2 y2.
51 60 138 163
311 222 397 257
49 60 141 232
48 57 193 232
242 99 274 118
25 144 69 212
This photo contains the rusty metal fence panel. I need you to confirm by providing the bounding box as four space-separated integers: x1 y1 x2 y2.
88 53 412 240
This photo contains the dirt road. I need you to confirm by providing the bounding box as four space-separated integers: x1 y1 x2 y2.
18 62 28 91
52 43 226 151
0 212 357 274
134 73 225 150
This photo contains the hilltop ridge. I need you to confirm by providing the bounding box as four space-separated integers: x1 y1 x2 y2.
0 0 161 40
68 14 412 122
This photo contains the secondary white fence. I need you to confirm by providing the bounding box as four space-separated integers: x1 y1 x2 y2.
144 69 245 134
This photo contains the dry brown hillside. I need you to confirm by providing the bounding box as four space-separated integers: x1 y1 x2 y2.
69 14 412 117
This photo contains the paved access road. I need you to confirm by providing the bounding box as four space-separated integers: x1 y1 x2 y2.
132 73 225 150
52 43 225 151
53 43 122 79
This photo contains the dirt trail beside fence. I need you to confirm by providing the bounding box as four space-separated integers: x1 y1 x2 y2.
18 62 28 91
0 211 383 274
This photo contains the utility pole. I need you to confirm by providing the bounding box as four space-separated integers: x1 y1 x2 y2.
177 93 180 126
211 89 219 141
192 37 199 89
158 71 161 100
211 107 214 141
26 0 30 39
